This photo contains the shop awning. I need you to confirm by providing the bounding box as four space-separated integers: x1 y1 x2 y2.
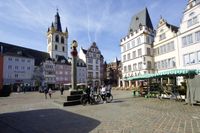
152 69 197 77
126 73 154 81
125 69 197 81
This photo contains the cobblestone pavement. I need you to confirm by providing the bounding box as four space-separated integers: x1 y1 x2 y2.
0 90 200 133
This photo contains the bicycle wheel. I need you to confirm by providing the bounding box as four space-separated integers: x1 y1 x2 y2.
80 96 87 106
95 95 101 103
106 94 113 103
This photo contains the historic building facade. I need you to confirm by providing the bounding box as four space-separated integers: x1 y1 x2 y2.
120 8 155 87
106 58 121 87
178 0 200 70
79 42 103 87
120 0 200 88
153 18 179 72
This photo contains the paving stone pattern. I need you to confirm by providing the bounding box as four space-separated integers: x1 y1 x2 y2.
0 90 200 133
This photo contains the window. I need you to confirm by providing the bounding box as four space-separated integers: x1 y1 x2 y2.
147 61 151 69
133 63 137 70
189 52 197 64
124 66 127 72
55 35 59 42
195 31 200 42
147 48 151 55
127 53 131 60
138 48 142 57
146 36 150 43
127 43 130 50
55 45 57 50
88 65 93 70
96 60 98 64
132 51 136 59
96 72 99 78
15 66 18 70
154 62 157 69
137 37 141 45
128 65 131 72
61 37 64 44
8 57 12 61
8 65 12 69
15 74 18 78
62 46 65 52
21 66 25 70
159 33 166 41
123 55 126 62
157 62 160 69
198 51 200 63
138 62 142 70
15 58 19 62
27 60 30 63
132 40 135 47
172 58 176 67
123 45 126 52
188 16 198 27
96 66 99 71
182 34 193 47
21 59 25 62
88 58 93 63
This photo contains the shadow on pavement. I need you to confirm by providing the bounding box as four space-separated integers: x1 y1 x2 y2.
0 109 100 133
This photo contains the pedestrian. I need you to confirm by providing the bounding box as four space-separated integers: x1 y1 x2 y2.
48 88 52 98
60 86 64 95
101 85 107 103
44 87 48 99
85 85 91 103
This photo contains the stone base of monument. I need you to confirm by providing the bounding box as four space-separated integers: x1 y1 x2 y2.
54 90 83 106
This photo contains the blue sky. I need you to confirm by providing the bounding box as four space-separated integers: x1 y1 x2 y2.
0 0 187 62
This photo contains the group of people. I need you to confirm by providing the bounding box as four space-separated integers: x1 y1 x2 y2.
85 84 112 103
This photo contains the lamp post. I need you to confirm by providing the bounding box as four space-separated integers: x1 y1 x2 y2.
71 40 78 90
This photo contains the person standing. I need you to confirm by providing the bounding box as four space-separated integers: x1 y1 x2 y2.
101 85 107 103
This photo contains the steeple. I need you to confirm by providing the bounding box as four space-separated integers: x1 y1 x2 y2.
54 9 62 32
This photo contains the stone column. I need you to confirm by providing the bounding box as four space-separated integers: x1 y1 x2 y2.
71 40 78 90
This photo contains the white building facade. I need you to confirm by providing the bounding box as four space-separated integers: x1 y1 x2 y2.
120 8 155 87
3 54 35 86
154 18 179 72
178 0 200 69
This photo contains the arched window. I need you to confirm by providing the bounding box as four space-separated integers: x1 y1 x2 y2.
61 37 65 44
55 45 57 50
55 35 59 42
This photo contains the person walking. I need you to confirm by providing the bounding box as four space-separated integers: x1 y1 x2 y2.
48 88 52 99
44 87 48 99
60 86 64 95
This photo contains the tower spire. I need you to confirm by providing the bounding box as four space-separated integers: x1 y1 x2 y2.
54 8 62 32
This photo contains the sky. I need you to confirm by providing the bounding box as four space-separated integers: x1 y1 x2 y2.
0 0 187 62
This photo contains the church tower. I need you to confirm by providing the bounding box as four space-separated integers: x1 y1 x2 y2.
47 10 68 60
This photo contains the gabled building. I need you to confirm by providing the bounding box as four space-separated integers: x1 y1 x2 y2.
178 0 200 69
79 42 103 87
120 8 155 87
153 18 179 72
